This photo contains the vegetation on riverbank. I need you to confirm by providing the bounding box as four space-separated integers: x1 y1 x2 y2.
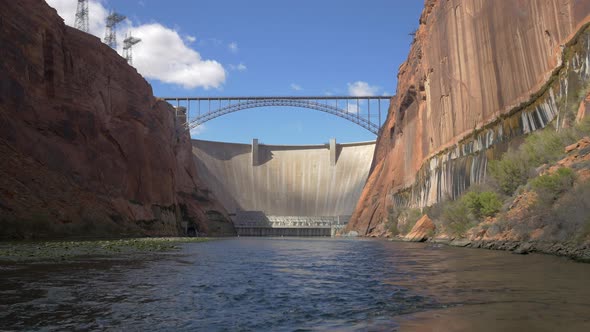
432 117 590 238
387 113 590 257
0 237 210 263
381 24 590 260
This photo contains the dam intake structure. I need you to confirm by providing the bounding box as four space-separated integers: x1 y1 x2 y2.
232 212 349 237
191 139 376 236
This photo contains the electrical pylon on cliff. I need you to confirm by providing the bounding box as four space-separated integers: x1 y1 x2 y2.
104 12 126 49
74 0 89 32
123 34 142 65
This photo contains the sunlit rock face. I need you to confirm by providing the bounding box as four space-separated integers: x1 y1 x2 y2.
348 0 590 235
0 0 233 237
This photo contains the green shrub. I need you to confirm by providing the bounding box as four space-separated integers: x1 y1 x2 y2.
437 190 501 237
521 128 570 166
530 167 576 201
548 180 590 242
437 100 590 238
441 199 474 237
488 122 584 196
462 191 503 218
478 191 503 217
488 149 530 195
461 192 480 212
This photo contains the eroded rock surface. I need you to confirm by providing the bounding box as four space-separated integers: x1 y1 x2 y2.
348 0 590 236
0 0 234 238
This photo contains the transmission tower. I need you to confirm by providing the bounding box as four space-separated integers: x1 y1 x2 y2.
104 11 126 49
74 0 89 32
123 34 142 65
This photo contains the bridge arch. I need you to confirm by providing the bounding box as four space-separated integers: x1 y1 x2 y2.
163 96 392 135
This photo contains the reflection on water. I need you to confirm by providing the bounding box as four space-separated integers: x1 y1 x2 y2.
1 238 590 331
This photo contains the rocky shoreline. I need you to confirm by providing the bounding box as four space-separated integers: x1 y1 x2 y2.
459 239 590 263
384 213 590 262
403 236 590 263
0 237 211 263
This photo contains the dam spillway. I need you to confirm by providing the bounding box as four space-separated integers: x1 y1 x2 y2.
191 139 376 235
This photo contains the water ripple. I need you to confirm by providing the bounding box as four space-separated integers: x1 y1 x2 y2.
2 238 590 331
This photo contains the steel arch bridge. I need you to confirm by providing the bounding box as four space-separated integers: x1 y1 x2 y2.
161 96 393 135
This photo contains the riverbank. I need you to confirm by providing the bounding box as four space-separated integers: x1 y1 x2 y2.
389 236 590 263
367 127 590 263
448 238 590 263
0 237 211 263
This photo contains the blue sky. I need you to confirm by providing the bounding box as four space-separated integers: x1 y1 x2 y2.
48 0 424 144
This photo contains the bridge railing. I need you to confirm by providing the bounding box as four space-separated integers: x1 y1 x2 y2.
161 96 393 135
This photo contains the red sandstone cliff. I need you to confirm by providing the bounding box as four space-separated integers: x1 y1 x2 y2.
349 0 590 235
0 0 234 238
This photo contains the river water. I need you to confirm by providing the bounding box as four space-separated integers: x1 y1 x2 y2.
1 238 590 331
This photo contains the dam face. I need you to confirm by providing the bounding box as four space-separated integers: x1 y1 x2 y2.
191 139 376 235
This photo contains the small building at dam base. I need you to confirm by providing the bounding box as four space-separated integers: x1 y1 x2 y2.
191 139 376 236
231 211 349 237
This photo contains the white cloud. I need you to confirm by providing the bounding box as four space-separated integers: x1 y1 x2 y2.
346 103 360 114
185 35 196 43
229 63 247 72
132 24 225 89
290 83 303 91
228 42 238 53
190 124 206 136
46 0 76 22
347 81 381 96
46 0 226 90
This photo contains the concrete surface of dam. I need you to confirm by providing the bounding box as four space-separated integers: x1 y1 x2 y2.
191 139 376 233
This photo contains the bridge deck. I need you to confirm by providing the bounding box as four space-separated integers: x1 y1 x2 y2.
162 95 393 135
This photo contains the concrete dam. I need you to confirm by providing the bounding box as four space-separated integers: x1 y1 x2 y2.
191 139 376 236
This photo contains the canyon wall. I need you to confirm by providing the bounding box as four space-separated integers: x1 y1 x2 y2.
0 0 234 238
348 0 590 235
192 139 375 217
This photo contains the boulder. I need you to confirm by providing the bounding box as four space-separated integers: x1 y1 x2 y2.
403 215 435 242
